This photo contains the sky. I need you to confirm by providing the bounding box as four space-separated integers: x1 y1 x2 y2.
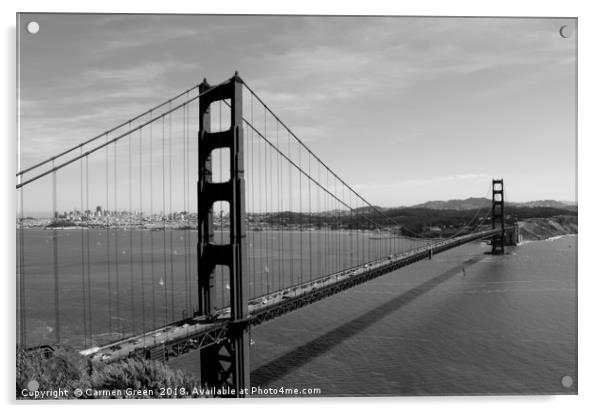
17 14 576 211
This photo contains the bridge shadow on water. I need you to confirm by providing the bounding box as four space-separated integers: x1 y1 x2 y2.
251 255 483 386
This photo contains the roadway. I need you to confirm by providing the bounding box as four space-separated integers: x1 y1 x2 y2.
80 228 501 363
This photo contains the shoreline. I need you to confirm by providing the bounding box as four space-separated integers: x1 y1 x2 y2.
518 233 577 245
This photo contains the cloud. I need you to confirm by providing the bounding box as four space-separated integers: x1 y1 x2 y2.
18 58 201 168
355 173 491 191
17 15 576 207
102 27 199 52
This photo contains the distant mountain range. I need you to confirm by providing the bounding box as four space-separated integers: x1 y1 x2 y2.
311 198 578 217
409 197 577 211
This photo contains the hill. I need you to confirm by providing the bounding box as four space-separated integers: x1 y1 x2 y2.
410 198 577 212
411 197 489 210
519 215 578 240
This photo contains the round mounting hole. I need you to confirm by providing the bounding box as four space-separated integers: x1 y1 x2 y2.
561 375 573 388
559 25 573 39
27 379 39 391
26 21 40 34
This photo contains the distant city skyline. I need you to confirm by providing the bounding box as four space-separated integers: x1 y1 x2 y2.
18 14 576 212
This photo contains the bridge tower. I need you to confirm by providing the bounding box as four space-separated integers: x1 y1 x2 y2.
491 179 505 255
197 73 250 396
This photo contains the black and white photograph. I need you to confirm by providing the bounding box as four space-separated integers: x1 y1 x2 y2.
13 11 579 401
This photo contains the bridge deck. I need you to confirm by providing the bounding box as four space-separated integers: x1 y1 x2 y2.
80 228 501 363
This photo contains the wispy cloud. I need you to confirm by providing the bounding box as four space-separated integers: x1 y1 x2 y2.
18 15 576 206
355 173 491 191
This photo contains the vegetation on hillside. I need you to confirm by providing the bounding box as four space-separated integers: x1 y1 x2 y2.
253 205 577 238
16 346 204 399
519 215 578 240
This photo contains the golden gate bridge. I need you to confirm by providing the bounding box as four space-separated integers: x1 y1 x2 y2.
16 72 518 396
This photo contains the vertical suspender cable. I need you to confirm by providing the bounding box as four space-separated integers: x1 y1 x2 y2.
316 159 324 282
52 161 60 343
308 153 312 281
184 100 191 314
149 117 156 330
298 142 303 285
258 105 264 294
288 130 293 287
277 122 283 293
264 107 270 294
336 179 340 272
18 187 26 347
139 128 146 338
169 104 175 321
162 115 168 326
268 112 274 293
249 99 255 298
182 97 189 315
256 98 263 295
80 148 87 347
105 135 113 337
324 170 327 271
129 123 135 336
85 156 92 344
245 122 252 297
114 138 121 336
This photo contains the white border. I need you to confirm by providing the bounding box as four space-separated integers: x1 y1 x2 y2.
2 1 600 412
